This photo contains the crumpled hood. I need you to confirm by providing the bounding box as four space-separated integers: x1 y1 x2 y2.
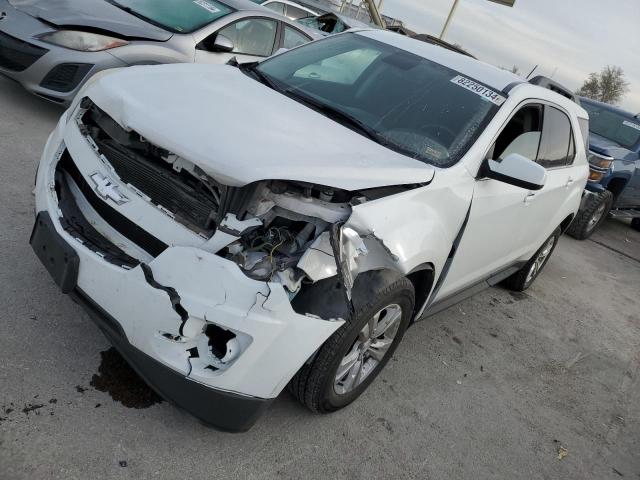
8 0 172 41
589 133 632 160
83 63 436 191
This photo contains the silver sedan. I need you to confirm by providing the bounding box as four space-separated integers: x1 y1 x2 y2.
0 0 321 105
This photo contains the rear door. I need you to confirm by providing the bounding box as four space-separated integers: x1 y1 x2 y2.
525 104 585 250
194 17 279 64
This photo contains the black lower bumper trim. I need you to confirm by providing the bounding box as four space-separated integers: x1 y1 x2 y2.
70 288 271 432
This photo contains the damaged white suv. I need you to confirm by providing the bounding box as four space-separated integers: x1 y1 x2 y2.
32 30 589 431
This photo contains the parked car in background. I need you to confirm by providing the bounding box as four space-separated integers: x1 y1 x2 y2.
297 11 372 35
566 97 640 238
31 30 588 431
257 0 323 20
0 0 321 105
411 33 475 58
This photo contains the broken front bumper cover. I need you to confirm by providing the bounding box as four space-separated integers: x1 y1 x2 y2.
32 127 344 430
30 211 270 431
71 286 271 432
30 209 343 431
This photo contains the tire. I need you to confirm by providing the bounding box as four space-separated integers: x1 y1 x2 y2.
566 190 614 240
503 228 561 292
289 271 415 413
631 218 640 232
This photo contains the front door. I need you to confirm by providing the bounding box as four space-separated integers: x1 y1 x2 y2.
435 103 546 300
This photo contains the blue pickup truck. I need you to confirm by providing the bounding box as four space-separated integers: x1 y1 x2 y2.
566 97 640 239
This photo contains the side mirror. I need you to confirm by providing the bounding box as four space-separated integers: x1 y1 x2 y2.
212 34 234 53
485 153 547 190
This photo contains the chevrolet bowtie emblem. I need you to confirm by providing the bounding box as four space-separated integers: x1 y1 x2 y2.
90 172 129 205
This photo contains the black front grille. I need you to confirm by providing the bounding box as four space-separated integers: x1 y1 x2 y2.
0 31 48 72
59 152 168 258
80 103 224 236
41 63 92 92
97 139 219 234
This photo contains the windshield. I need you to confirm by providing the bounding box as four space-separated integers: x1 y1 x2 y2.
255 33 504 167
581 100 640 149
107 0 234 33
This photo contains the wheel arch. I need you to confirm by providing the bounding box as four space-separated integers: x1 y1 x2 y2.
406 264 435 321
560 213 575 233
605 176 628 200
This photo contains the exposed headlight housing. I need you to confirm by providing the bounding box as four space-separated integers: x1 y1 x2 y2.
38 31 129 52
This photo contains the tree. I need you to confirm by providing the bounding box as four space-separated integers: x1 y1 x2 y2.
576 66 630 105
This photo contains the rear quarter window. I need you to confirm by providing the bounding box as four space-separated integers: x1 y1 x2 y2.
578 117 589 152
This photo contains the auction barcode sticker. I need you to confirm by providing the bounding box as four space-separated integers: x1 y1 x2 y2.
451 75 506 106
622 120 640 132
194 0 221 13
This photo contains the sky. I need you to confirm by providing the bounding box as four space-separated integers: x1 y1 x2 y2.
380 0 640 113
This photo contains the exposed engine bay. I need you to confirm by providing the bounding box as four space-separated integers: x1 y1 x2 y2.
78 100 414 304
220 180 357 297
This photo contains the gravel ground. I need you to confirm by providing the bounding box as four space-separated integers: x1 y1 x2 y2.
1 76 639 480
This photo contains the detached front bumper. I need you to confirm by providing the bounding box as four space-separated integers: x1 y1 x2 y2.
31 111 343 431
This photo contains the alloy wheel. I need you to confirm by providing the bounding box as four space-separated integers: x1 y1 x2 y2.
334 304 403 395
587 201 607 232
525 236 556 285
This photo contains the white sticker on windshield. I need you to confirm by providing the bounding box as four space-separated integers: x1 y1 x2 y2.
451 75 506 106
193 0 220 13
622 120 640 131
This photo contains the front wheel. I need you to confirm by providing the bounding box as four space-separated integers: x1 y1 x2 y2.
566 190 613 240
503 228 561 292
289 274 415 413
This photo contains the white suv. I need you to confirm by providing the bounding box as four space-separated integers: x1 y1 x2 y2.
31 30 589 431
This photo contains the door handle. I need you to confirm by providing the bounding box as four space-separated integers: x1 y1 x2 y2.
524 192 536 204
565 177 575 187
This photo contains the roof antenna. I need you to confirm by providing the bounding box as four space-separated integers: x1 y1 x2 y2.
526 65 538 80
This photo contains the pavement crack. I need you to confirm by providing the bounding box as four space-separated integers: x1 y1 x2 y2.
587 238 640 264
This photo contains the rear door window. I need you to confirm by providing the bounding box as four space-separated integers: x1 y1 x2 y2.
282 26 310 49
537 106 574 168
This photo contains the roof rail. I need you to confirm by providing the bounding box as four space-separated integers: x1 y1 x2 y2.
528 75 578 103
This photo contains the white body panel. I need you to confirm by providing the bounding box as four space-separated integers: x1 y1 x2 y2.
33 30 589 410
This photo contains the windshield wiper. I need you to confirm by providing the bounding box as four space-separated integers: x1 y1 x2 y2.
282 87 382 143
240 63 283 93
